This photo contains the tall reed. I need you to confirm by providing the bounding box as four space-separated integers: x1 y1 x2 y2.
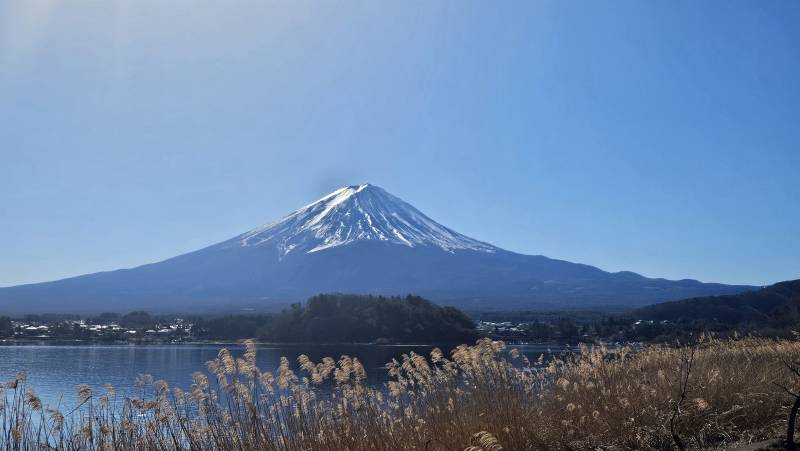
1 337 797 450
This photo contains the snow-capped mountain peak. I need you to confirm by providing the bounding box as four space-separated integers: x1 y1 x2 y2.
1 184 757 313
223 184 498 256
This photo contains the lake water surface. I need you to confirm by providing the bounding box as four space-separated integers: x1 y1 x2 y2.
0 342 566 410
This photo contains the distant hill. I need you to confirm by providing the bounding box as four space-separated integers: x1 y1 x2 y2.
0 184 756 313
635 279 800 327
260 293 478 344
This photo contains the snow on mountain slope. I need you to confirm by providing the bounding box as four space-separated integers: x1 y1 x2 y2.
219 184 498 256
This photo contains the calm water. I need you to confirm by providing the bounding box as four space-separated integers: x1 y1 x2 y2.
0 342 566 410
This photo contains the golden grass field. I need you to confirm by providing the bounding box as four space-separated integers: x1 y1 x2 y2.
2 337 799 450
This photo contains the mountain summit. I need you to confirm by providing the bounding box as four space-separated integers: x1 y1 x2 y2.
0 185 756 313
221 184 497 255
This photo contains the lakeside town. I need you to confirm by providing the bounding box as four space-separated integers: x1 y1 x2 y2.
0 309 683 344
1 313 194 342
11 318 193 340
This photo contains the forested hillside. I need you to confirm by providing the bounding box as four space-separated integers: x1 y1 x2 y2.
635 279 800 328
261 294 477 343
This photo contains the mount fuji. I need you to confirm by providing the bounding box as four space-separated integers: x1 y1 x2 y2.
0 184 755 313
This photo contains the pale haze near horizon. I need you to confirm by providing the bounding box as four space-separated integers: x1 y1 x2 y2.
1 1 798 288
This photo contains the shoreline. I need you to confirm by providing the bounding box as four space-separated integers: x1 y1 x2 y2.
0 337 574 347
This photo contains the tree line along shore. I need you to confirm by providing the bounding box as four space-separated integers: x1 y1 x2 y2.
3 282 799 345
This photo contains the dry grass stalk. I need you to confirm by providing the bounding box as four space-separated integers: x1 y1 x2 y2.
0 336 796 450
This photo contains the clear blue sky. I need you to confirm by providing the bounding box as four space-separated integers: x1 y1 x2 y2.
1 1 798 287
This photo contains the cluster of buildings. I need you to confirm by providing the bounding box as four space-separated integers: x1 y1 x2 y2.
475 320 526 337
9 318 194 341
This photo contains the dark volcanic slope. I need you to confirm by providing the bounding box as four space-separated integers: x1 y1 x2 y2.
0 184 757 313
